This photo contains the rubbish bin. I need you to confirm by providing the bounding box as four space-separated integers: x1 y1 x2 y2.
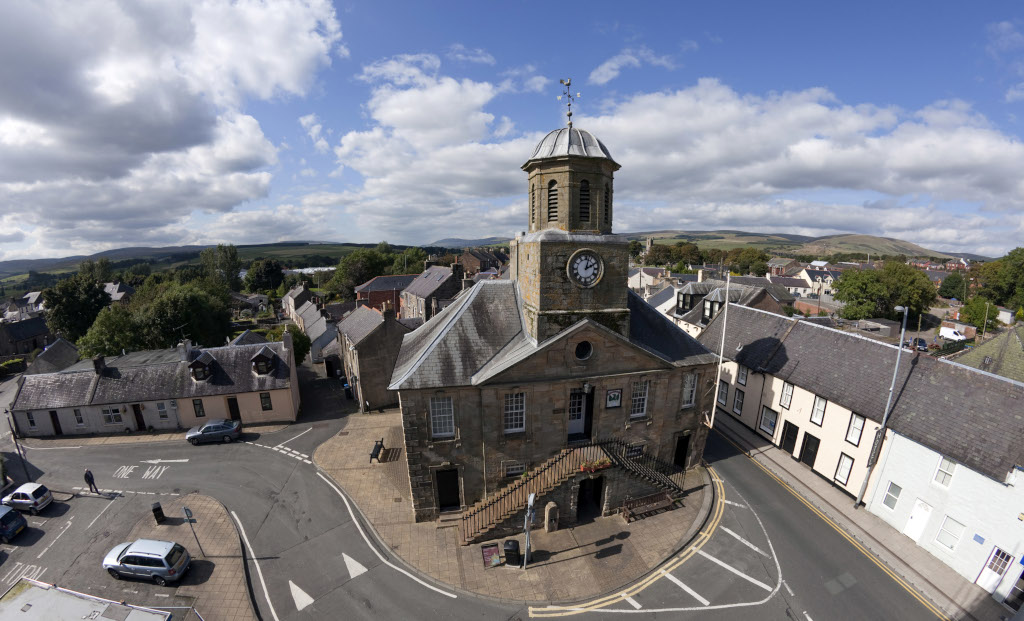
152 502 165 524
503 539 520 566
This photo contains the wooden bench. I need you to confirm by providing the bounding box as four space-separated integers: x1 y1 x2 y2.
621 491 675 523
370 438 386 463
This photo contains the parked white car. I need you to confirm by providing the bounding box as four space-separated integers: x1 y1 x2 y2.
1 483 54 515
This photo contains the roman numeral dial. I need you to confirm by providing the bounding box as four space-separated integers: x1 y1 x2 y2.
567 249 603 288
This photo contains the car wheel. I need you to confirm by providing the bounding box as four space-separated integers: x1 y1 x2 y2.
29 508 37 516
223 435 232 443
153 575 167 586
108 569 121 580
190 438 199 446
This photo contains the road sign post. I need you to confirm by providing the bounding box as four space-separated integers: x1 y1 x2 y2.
522 493 536 570
183 506 206 557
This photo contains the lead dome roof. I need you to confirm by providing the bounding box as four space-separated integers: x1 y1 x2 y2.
526 127 616 164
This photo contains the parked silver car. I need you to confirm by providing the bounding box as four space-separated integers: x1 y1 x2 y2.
103 539 191 586
185 418 241 445
1 483 54 515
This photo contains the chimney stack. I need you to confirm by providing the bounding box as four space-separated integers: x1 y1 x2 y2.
92 355 106 375
178 339 193 362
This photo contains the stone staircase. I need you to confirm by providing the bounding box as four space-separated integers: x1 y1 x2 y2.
459 438 686 545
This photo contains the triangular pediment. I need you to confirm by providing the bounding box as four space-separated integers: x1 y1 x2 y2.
473 318 672 386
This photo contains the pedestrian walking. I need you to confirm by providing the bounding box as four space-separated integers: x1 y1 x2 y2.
84 468 99 494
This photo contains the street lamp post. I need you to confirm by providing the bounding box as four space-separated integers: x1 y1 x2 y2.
855 306 909 508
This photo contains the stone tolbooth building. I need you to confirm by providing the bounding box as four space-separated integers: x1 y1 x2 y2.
389 123 718 543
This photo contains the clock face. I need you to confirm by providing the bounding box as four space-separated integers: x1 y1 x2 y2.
568 250 603 288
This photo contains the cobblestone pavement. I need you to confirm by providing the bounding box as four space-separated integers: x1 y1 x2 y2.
313 409 712 603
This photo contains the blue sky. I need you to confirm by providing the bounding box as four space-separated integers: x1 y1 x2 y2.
1 1 1023 260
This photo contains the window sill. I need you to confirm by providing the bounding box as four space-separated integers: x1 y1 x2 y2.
503 431 526 438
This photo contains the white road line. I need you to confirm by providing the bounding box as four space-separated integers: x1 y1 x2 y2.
302 459 312 464
804 612 814 621
37 516 74 559
722 499 746 508
22 445 82 450
315 472 457 599
661 570 710 606
255 443 268 448
783 580 795 597
621 594 642 610
275 427 311 448
271 447 282 452
153 593 170 598
698 551 772 591
87 497 117 529
231 511 281 621
721 526 770 557
297 453 308 459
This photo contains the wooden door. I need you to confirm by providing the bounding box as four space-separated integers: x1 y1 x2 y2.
902 498 932 542
799 433 820 468
132 404 144 430
781 421 799 455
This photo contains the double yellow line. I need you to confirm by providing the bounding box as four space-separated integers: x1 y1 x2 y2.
714 431 952 621
529 468 726 617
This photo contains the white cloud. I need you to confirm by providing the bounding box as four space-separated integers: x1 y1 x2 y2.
0 0 342 255
987 21 1024 58
589 46 675 85
299 113 330 153
446 43 495 65
500 65 550 93
494 116 515 138
1007 83 1024 102
195 204 331 245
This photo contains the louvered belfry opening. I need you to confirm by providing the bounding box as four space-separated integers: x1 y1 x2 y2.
547 180 558 221
579 179 590 222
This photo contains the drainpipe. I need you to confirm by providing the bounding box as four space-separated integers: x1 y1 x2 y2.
855 306 908 508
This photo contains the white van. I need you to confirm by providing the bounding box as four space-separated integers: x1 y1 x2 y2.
939 326 967 341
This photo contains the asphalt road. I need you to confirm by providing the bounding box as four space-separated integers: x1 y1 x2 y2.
0 411 943 621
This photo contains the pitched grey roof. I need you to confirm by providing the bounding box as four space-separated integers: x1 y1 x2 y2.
398 317 423 330
402 265 454 299
803 269 842 280
230 330 268 346
337 306 384 346
1 315 49 342
390 281 714 391
25 338 79 375
103 282 135 302
646 286 676 309
283 284 306 302
354 274 418 293
698 304 1024 483
770 277 809 289
305 314 331 342
323 301 357 322
13 342 293 411
768 257 796 267
729 277 795 304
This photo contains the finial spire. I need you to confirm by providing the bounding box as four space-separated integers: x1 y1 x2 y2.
558 78 579 128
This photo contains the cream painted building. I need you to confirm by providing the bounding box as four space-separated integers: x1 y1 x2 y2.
11 336 300 437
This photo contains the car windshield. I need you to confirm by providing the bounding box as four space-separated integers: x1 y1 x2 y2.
31 486 48 499
0 511 17 527
165 544 185 567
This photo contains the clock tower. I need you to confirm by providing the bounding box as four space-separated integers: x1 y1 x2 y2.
511 88 630 342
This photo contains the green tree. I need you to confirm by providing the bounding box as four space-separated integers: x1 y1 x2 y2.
391 247 427 274
938 272 966 299
243 258 284 292
77 305 145 357
266 324 311 365
628 240 643 258
42 276 112 341
672 242 702 266
325 249 390 300
833 263 935 320
200 244 242 291
995 248 1024 310
139 282 232 348
645 244 674 266
960 297 1000 332
78 257 113 282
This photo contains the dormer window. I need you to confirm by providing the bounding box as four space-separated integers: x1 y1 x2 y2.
189 351 215 382
251 345 276 375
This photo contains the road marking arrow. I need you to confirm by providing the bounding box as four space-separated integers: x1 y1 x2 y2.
139 459 189 464
343 553 367 579
288 580 314 611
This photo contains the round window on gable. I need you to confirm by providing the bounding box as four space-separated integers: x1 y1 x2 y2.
575 340 593 361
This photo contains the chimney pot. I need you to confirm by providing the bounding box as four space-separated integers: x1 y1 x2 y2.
92 355 105 375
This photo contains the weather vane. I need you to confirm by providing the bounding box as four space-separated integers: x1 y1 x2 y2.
557 78 580 128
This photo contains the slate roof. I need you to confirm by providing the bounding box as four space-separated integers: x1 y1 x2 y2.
402 266 454 299
398 317 423 331
768 257 796 267
628 267 667 279
954 326 1024 383
803 269 842 281
230 330 268 346
698 304 1024 483
25 338 79 375
305 314 331 342
296 301 321 328
646 286 676 310
769 277 809 289
729 277 795 304
354 274 418 294
1 316 49 342
282 284 307 302
103 282 135 302
390 281 713 390
337 306 384 346
323 301 357 322
13 341 293 411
